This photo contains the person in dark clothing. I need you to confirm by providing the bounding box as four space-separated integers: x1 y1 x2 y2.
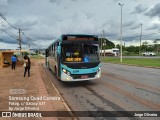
11 55 17 70
24 55 31 77
4 58 10 65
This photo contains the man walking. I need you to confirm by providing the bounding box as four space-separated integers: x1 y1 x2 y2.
11 55 17 70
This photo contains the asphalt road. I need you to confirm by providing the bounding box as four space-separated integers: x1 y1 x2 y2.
44 63 160 120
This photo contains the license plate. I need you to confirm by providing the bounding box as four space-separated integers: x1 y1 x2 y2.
81 75 88 79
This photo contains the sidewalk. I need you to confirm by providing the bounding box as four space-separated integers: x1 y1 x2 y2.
0 59 73 120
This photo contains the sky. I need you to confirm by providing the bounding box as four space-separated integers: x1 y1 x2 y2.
0 0 160 49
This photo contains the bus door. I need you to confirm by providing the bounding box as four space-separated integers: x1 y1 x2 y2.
45 49 49 66
56 42 61 78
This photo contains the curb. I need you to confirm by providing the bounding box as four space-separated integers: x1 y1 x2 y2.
43 64 77 120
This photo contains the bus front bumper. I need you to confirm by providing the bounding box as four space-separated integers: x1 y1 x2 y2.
61 70 101 82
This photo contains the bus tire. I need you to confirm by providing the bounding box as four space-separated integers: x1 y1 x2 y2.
55 66 61 81
48 63 51 71
54 66 57 76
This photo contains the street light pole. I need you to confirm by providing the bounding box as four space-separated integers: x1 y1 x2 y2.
139 23 143 55
103 29 105 58
100 34 102 60
118 3 124 63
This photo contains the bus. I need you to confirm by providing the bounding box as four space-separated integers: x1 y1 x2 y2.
45 34 101 82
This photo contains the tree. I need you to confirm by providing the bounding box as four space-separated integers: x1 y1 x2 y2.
153 39 160 53
98 38 115 49
141 41 148 52
125 45 139 54
116 44 126 53
35 49 39 55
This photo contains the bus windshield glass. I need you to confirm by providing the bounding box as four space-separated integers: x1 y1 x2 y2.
62 44 99 63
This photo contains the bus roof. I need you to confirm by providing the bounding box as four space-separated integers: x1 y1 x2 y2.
47 39 58 49
46 34 98 49
62 34 98 37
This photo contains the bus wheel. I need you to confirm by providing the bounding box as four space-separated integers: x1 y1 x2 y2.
55 66 60 81
54 66 57 76
48 63 51 71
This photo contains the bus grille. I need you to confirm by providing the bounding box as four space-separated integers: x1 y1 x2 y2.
71 73 97 79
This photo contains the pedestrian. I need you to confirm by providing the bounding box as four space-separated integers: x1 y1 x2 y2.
4 58 10 65
24 55 31 77
11 55 17 70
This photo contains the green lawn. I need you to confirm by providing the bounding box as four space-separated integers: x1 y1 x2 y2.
102 57 160 67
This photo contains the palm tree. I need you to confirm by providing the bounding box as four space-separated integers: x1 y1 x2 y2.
153 39 160 54
142 41 148 52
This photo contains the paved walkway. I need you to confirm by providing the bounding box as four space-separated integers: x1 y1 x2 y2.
0 59 73 120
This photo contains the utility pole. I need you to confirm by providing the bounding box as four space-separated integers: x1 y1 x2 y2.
118 3 124 63
18 28 22 59
139 23 143 55
18 28 22 50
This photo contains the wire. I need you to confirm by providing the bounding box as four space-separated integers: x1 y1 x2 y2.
106 31 160 41
4 19 18 30
0 28 18 40
0 13 39 49
4 28 17 38
22 32 41 48
0 13 18 30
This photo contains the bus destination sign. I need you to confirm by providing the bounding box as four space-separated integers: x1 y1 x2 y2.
67 36 95 41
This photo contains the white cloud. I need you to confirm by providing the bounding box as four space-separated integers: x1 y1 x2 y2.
0 0 160 49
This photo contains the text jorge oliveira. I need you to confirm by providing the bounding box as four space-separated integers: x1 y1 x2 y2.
134 112 158 117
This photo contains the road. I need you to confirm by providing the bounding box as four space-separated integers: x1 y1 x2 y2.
44 63 160 120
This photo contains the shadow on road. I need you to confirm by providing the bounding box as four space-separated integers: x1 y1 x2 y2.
61 80 97 87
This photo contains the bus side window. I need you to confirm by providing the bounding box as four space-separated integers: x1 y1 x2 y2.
49 47 52 56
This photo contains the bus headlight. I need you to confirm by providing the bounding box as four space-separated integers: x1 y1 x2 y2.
62 69 67 73
97 67 101 73
62 69 71 76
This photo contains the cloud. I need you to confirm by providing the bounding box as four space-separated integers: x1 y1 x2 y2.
49 0 62 4
49 0 57 2
0 36 18 44
145 2 160 17
7 0 35 5
131 4 148 14
0 0 8 6
1 0 160 49
31 33 55 41
0 0 8 14
146 23 160 30
130 24 142 30
13 19 38 30
123 21 135 28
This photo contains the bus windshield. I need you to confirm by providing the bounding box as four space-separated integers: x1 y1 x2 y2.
62 44 99 63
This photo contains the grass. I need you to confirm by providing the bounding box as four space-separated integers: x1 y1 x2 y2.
102 57 160 67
